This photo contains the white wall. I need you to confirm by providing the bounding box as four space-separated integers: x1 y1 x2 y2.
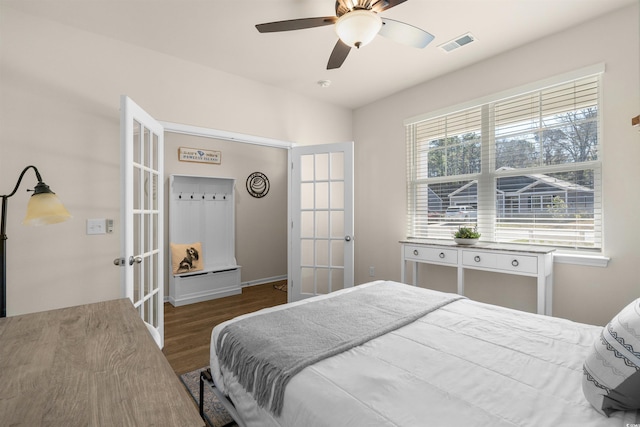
353 4 640 325
0 6 352 316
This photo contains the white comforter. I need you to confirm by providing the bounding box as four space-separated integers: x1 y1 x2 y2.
210 281 639 426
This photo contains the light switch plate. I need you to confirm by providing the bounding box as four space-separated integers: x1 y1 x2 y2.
87 218 106 235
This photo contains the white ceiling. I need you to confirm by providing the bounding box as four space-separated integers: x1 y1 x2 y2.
5 0 636 109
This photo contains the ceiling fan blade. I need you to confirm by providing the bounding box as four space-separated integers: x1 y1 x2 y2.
379 18 434 48
327 39 352 70
371 0 408 13
256 17 337 33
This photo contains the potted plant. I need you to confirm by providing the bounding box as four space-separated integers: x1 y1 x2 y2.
453 226 481 245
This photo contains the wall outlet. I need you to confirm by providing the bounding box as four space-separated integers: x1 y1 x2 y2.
369 266 375 277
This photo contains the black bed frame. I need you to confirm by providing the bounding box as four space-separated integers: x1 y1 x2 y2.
199 368 246 427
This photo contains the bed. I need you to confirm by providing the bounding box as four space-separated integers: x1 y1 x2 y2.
205 280 640 427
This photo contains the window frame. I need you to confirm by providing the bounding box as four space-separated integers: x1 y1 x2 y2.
404 65 604 253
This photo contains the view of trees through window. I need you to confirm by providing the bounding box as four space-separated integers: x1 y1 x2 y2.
407 75 601 250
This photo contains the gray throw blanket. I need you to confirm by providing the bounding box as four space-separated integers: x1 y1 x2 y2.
216 281 464 416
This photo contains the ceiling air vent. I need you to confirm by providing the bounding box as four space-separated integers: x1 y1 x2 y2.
438 33 475 53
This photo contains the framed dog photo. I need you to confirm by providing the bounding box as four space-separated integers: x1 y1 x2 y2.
170 242 203 275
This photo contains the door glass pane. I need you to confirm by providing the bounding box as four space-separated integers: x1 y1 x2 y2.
331 240 344 267
152 292 158 326
152 133 159 170
301 155 314 181
133 213 141 257
330 152 344 180
133 167 141 210
301 268 314 293
301 183 314 209
330 211 344 238
315 153 329 181
145 127 152 169
133 120 141 164
133 260 141 302
153 213 158 251
315 182 328 209
301 239 314 265
152 252 159 291
144 170 151 211
315 211 329 238
316 268 329 294
152 173 158 211
330 182 344 209
331 269 345 291
143 297 151 324
144 213 150 254
301 211 314 238
144 254 151 294
316 240 329 266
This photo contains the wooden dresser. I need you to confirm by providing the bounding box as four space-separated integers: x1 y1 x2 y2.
0 298 204 427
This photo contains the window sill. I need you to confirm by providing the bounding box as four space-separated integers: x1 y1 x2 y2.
553 252 610 267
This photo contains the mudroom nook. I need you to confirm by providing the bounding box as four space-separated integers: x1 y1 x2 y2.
168 174 241 306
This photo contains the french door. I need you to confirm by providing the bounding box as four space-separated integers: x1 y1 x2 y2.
289 142 354 302
119 96 164 347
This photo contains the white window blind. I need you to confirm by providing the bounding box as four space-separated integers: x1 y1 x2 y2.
406 73 602 251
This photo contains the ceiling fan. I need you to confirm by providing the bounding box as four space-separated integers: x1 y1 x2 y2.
256 0 434 70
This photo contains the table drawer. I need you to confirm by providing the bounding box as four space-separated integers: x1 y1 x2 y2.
496 253 537 274
462 250 497 269
404 245 458 265
463 251 537 275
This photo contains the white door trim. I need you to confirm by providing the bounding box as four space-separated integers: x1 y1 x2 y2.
160 121 296 149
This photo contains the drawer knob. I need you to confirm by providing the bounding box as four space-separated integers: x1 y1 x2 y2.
474 255 481 262
439 252 445 259
512 259 519 267
413 249 419 256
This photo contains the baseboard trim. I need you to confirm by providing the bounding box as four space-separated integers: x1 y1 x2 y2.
241 275 287 288
163 275 288 302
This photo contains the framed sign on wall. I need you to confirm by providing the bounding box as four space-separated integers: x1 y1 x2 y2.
178 147 221 165
246 172 269 198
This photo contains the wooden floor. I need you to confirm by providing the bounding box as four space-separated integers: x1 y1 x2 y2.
163 281 288 375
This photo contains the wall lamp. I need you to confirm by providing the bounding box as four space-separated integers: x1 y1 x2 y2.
1 165 71 317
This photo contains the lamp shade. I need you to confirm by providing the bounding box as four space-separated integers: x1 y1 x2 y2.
23 192 72 226
335 10 382 48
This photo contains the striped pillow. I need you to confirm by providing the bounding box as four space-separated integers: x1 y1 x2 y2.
582 298 640 416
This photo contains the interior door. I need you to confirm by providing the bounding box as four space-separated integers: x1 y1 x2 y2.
119 95 165 347
289 142 354 302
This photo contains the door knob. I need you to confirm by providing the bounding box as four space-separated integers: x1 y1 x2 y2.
344 235 353 242
113 257 125 266
129 256 143 266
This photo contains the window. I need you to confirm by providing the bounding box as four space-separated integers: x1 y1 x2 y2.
405 71 602 251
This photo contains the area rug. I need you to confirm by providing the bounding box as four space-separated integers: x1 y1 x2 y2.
179 367 236 427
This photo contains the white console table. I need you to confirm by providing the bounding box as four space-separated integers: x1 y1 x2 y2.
400 239 555 316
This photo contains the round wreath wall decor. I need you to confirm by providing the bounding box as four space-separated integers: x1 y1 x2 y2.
246 172 270 198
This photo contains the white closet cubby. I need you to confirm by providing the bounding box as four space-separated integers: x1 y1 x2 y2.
168 174 241 306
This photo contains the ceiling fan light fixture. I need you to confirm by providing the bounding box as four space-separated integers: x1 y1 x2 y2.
335 10 382 49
